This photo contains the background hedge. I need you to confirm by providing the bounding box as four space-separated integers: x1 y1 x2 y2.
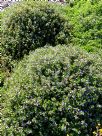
1 45 102 136
65 0 102 52
1 1 71 60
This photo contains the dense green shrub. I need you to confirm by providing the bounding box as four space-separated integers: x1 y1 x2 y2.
1 1 71 60
1 45 102 136
0 48 15 88
64 0 102 52
0 54 15 87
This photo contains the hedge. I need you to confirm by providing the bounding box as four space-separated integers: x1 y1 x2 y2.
1 45 102 136
1 1 71 60
67 0 102 52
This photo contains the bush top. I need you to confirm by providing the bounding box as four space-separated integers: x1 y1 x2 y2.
2 45 102 135
5 45 102 94
1 0 71 60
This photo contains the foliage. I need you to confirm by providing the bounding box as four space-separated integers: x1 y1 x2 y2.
1 45 102 136
0 54 15 87
64 0 102 52
93 124 102 136
1 1 71 60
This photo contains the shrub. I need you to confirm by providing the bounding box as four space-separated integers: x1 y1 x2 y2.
1 45 102 136
0 48 16 88
64 0 102 52
1 1 71 60
0 54 14 87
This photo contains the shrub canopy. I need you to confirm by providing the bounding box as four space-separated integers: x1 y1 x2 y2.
64 0 102 52
2 45 102 136
1 1 71 60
